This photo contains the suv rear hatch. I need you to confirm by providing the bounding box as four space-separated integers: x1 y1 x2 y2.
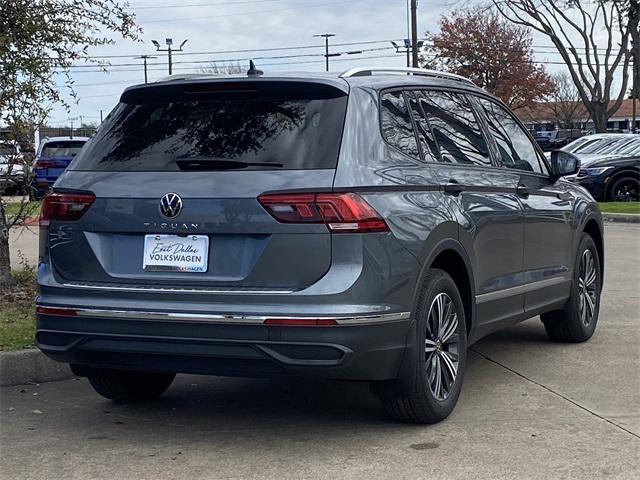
34 140 86 183
48 78 348 290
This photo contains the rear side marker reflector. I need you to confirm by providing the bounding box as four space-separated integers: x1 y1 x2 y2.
263 318 338 326
40 192 96 227
258 192 389 233
36 306 77 317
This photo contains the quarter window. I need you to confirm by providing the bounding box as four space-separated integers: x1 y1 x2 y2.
380 91 420 159
478 98 545 174
419 91 491 166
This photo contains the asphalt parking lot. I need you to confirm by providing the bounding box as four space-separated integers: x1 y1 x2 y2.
1 223 639 480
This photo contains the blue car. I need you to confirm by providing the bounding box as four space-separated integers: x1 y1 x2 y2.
31 136 88 199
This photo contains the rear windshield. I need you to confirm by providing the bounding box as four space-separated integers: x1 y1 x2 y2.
71 83 348 172
41 141 86 158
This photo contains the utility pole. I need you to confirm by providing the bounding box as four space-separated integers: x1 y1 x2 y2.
314 33 336 72
100 110 103 123
411 0 419 68
406 0 411 67
67 117 77 138
152 38 187 75
135 55 156 83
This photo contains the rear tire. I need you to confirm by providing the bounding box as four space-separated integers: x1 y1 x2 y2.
87 369 175 403
379 268 467 424
541 233 601 342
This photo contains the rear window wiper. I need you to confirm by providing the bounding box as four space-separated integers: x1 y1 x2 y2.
175 157 283 171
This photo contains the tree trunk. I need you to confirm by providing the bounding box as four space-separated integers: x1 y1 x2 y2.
0 202 12 289
591 103 609 133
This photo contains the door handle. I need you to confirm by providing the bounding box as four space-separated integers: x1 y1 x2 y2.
443 180 466 195
516 184 531 198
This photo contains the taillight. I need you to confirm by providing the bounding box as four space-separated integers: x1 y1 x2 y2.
258 192 389 233
35 160 55 169
39 192 95 226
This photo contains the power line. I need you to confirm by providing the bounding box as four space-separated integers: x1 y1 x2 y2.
142 0 363 23
132 0 287 9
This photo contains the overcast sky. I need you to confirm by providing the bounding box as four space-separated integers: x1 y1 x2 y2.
48 0 621 127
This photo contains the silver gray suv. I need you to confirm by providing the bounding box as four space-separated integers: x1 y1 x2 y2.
36 67 604 423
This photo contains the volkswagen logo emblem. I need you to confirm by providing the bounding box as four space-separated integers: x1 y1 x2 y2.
159 193 183 219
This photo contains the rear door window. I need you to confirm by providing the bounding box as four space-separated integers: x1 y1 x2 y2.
379 91 420 159
70 83 347 171
418 91 492 166
477 98 545 174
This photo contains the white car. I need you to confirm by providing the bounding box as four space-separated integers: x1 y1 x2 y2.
0 141 26 195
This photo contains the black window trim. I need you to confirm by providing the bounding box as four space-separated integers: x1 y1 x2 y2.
403 89 443 163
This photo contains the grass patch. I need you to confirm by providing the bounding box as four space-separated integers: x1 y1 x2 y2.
3 200 41 223
598 202 640 214
1 270 37 351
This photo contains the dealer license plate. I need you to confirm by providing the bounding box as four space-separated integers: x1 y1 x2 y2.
143 234 209 273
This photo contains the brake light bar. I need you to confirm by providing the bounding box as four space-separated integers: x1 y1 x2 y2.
40 192 96 227
258 192 389 233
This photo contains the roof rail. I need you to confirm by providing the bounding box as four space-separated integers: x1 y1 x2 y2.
339 67 475 85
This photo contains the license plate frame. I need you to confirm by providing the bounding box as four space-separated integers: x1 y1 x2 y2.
143 234 209 273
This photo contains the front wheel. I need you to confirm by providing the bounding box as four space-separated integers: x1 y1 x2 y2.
379 269 467 424
541 233 602 342
87 369 175 403
607 176 639 202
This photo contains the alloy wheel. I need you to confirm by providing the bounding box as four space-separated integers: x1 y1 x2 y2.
425 292 460 401
614 181 639 202
578 249 598 327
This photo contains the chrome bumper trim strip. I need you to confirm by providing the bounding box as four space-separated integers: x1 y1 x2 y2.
61 283 296 295
37 306 411 326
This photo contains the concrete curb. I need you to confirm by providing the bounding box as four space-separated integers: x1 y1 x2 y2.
602 212 640 223
0 349 74 387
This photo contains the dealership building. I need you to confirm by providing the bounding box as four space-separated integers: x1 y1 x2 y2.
520 98 639 133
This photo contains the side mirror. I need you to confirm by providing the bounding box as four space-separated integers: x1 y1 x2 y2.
549 150 580 181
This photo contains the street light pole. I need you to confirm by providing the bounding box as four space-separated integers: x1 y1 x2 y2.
152 38 188 75
314 33 336 72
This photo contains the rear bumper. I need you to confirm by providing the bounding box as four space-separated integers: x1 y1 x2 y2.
36 308 412 381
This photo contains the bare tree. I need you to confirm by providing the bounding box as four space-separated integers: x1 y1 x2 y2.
0 1 140 287
490 0 633 132
548 72 585 129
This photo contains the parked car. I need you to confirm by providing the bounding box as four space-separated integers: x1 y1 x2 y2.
31 136 89 199
533 129 583 152
0 140 26 195
559 133 637 157
567 140 640 201
36 67 604 424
